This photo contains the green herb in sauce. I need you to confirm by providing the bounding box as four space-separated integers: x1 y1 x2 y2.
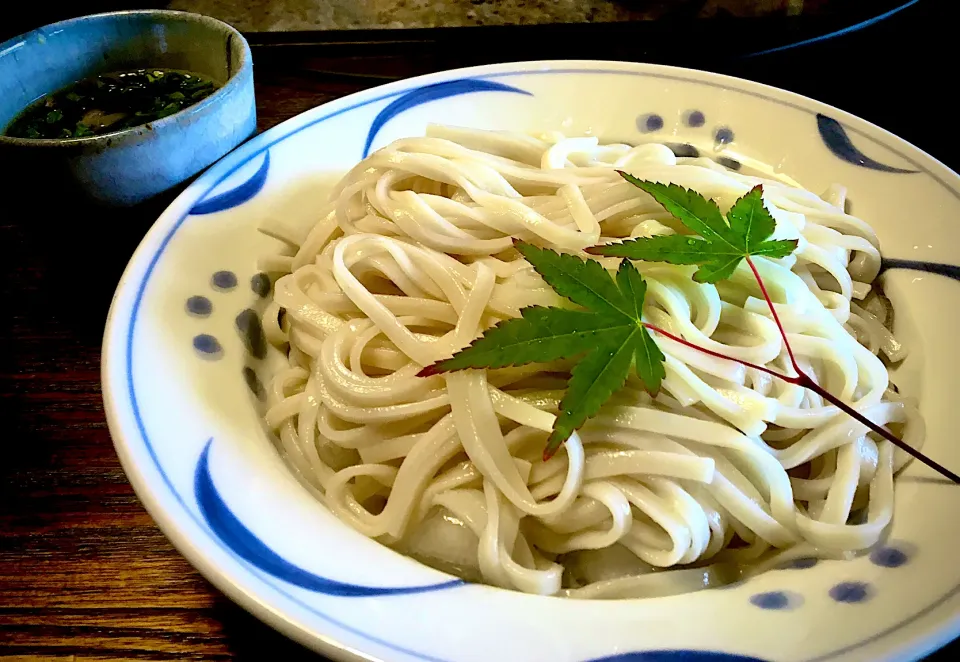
4 69 219 140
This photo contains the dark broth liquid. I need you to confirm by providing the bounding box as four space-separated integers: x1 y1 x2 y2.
4 68 219 140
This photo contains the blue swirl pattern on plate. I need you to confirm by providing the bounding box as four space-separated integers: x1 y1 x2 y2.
194 440 464 597
816 115 917 174
589 652 767 661
880 258 960 282
362 79 532 157
190 151 271 215
119 66 960 662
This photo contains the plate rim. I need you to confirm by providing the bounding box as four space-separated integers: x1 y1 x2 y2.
101 58 960 662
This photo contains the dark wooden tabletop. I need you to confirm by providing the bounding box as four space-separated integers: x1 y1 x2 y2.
0 56 365 662
2 4 959 659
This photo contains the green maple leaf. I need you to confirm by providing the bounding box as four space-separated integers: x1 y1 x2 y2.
588 174 798 283
419 241 665 455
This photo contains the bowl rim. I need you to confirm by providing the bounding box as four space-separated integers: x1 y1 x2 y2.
0 10 252 148
101 58 960 662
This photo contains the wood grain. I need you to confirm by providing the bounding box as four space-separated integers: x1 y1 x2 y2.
0 60 362 662
2 10 960 658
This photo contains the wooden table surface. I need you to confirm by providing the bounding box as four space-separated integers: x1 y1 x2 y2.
2 6 959 659
0 56 370 662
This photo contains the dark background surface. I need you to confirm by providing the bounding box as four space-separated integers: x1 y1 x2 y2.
0 1 921 37
1 0 958 659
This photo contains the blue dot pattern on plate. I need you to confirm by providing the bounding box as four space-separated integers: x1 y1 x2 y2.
186 295 212 317
780 556 818 570
212 270 238 291
193 334 222 356
716 156 742 171
251 272 271 298
830 581 871 603
639 113 664 133
715 127 735 144
236 308 267 360
666 143 699 158
750 591 792 610
242 366 266 400
686 110 706 127
870 546 909 568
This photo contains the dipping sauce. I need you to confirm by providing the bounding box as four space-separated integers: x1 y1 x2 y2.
4 69 218 140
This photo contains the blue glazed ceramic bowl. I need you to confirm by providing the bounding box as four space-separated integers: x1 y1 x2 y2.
0 10 255 206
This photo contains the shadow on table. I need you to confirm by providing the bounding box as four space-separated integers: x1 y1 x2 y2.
1 182 191 346
213 595 330 661
0 186 184 498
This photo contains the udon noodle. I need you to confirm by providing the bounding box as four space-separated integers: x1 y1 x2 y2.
257 126 924 599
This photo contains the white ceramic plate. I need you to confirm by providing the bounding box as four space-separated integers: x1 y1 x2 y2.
102 60 960 662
